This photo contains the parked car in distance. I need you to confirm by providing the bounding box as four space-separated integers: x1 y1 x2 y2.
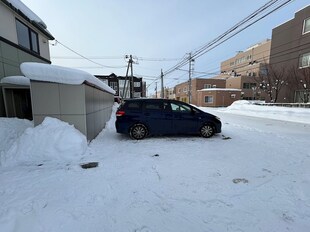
115 98 222 140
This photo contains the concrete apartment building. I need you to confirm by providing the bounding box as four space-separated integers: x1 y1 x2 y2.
221 39 271 77
269 5 310 103
175 78 226 105
0 0 54 117
219 39 271 100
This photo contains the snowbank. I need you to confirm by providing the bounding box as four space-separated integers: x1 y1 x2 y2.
0 76 30 86
20 62 115 94
0 117 33 155
216 100 310 124
0 117 87 167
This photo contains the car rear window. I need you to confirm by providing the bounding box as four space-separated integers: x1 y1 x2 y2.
126 102 141 109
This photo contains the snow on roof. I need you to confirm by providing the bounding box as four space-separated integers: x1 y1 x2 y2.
6 0 46 28
20 62 116 94
198 88 241 92
0 76 30 86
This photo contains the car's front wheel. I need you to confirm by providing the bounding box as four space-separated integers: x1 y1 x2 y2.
200 124 215 138
130 124 148 140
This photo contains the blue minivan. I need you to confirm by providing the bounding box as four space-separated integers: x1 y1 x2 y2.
115 98 222 140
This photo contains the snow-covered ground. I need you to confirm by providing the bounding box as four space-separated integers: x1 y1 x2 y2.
0 101 310 232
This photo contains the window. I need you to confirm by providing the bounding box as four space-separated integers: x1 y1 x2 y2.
127 102 141 109
299 53 310 68
178 88 181 93
134 82 141 87
110 82 118 90
204 96 213 103
204 84 211 89
243 83 256 89
134 92 141 98
145 102 162 110
303 18 310 34
16 19 39 54
183 87 187 92
171 102 191 112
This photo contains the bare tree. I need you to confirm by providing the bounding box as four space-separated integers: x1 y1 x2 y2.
288 66 310 103
255 63 288 103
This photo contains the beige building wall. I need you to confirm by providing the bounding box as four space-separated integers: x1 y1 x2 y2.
197 89 241 107
221 39 271 77
226 76 263 100
31 81 114 141
175 78 226 105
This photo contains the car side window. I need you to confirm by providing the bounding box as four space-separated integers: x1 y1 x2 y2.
144 102 162 111
171 102 191 113
163 102 171 111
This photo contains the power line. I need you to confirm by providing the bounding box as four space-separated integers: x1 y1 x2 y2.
162 0 293 78
145 0 294 90
52 40 127 69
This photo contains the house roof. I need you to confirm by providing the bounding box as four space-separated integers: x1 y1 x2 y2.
1 0 54 40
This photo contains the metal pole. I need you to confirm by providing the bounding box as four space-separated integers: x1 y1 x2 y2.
130 55 134 98
123 55 131 98
161 69 164 98
188 53 192 104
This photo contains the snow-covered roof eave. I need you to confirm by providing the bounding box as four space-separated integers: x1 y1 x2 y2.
0 75 30 86
3 0 54 40
20 62 116 95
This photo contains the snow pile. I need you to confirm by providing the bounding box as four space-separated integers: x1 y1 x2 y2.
0 117 87 167
20 62 115 94
0 118 33 155
217 100 310 124
0 76 30 86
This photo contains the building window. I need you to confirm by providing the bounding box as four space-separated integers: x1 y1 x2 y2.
133 92 141 98
134 82 141 87
204 84 211 89
110 82 118 90
183 87 187 92
303 18 310 34
299 52 310 68
178 88 181 93
243 83 257 89
204 96 213 103
16 19 39 54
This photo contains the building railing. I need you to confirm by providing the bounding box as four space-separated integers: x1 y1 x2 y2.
254 102 310 108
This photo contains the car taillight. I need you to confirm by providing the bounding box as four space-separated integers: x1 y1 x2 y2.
116 110 125 116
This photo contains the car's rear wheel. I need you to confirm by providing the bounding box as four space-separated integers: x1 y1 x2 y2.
130 124 148 140
200 124 215 138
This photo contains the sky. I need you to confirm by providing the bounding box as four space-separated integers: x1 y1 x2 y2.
20 0 310 94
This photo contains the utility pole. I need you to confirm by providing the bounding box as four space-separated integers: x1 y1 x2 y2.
123 55 134 98
155 82 158 98
161 69 164 98
130 55 134 98
188 53 194 104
